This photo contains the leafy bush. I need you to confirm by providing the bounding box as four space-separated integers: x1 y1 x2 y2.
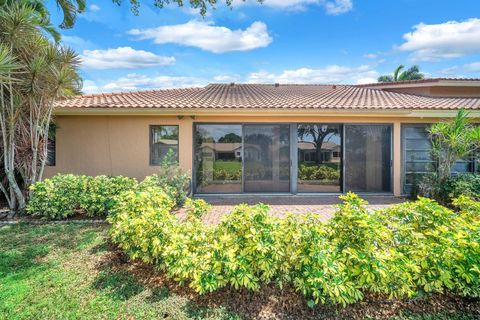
298 164 340 181
382 197 480 298
442 173 480 201
27 174 87 219
109 191 480 307
142 150 190 206
183 198 211 220
108 186 176 263
419 173 480 204
27 174 137 219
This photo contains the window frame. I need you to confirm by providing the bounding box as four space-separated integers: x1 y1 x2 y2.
149 125 179 166
46 126 56 167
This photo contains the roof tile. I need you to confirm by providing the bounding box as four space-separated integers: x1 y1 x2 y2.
54 83 480 111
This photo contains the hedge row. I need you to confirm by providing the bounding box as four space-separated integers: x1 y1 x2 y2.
27 171 189 219
108 190 480 306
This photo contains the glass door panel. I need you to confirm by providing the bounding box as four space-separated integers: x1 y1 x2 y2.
244 124 290 193
194 124 243 193
344 125 392 192
297 124 342 192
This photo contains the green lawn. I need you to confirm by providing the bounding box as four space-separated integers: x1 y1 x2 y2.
0 223 478 320
213 160 241 172
0 223 236 320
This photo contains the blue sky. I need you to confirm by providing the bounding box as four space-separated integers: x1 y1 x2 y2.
47 0 480 93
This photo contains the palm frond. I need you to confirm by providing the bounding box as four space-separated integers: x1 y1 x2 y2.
393 65 404 81
56 0 86 29
377 75 393 83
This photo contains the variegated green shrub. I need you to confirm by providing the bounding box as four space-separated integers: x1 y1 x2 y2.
108 190 480 307
27 174 137 218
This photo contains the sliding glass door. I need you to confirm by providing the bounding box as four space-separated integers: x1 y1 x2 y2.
297 124 342 192
194 124 243 193
194 123 394 194
344 124 392 192
244 124 291 193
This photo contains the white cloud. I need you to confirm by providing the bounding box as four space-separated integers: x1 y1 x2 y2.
363 53 378 59
235 0 352 14
80 47 175 70
89 4 100 12
399 18 480 61
323 0 353 15
128 20 272 53
438 62 480 75
213 74 241 82
247 65 378 84
82 74 207 93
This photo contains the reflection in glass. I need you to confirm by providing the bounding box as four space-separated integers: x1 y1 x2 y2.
345 125 392 192
297 124 342 192
150 126 179 165
195 124 242 193
244 125 290 192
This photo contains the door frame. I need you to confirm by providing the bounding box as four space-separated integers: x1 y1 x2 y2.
192 122 394 196
343 123 394 194
242 123 293 194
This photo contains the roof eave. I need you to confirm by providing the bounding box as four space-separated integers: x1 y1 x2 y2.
52 107 480 118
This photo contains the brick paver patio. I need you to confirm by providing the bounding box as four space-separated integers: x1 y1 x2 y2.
178 195 407 224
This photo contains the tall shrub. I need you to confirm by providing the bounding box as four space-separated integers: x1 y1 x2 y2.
0 3 81 211
428 110 480 183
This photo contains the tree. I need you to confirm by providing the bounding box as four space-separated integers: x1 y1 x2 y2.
114 0 257 16
297 124 338 165
377 65 425 83
0 0 85 39
218 133 241 143
0 3 81 211
428 109 480 183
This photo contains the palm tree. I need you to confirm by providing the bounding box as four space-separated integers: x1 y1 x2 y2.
0 2 81 211
0 0 85 40
377 65 425 83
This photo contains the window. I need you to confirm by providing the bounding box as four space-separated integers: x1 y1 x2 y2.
46 126 56 166
297 124 342 193
150 125 179 165
401 124 476 195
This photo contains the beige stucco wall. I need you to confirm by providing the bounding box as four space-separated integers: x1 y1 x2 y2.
44 113 469 196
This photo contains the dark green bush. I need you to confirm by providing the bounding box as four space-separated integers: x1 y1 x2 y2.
443 173 480 200
419 173 480 204
27 174 137 219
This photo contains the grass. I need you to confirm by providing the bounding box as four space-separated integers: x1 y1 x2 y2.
213 160 241 172
0 223 237 320
0 223 478 320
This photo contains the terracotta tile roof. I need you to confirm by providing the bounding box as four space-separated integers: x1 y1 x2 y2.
356 78 480 88
54 83 480 111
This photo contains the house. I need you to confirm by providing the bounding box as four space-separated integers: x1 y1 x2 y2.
47 79 480 196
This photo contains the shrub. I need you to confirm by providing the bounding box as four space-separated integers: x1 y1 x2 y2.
142 150 190 207
419 173 480 204
298 164 340 181
108 186 176 263
442 173 480 201
183 198 211 220
382 197 480 298
27 174 87 219
81 175 138 214
27 174 137 219
109 190 480 307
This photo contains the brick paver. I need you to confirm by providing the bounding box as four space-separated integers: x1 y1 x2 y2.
177 195 406 224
